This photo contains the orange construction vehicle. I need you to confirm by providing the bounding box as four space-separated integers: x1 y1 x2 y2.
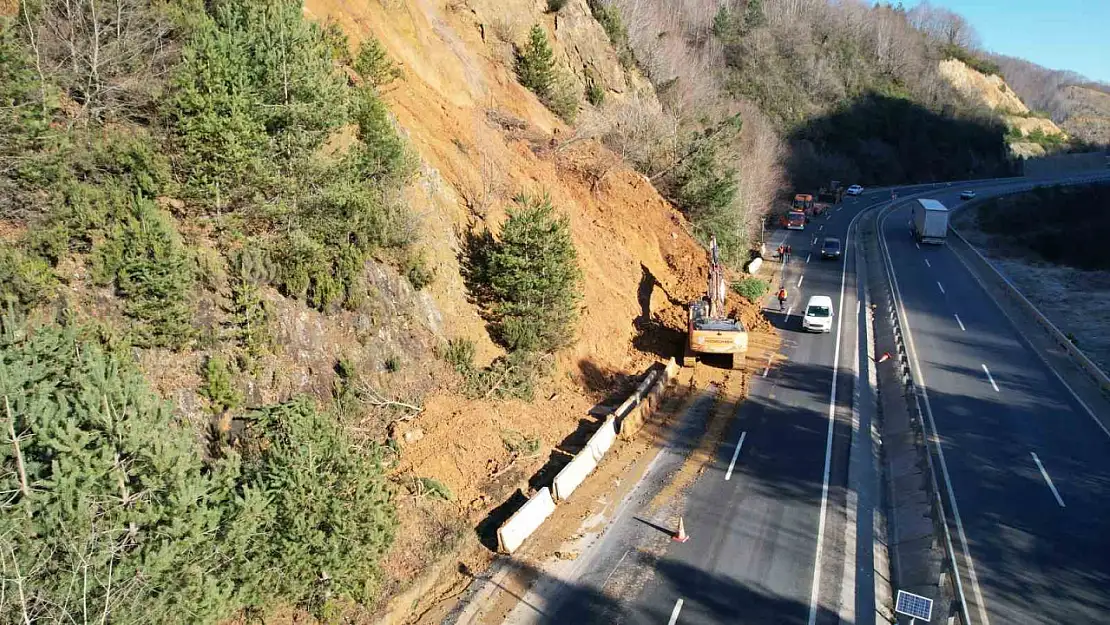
683 236 749 370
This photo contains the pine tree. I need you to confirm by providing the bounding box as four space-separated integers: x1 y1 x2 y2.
516 25 556 100
744 0 768 30
487 194 582 352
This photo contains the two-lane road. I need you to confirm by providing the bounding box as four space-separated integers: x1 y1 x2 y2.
880 184 1110 625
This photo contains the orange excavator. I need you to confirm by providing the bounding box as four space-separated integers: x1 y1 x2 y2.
682 236 749 370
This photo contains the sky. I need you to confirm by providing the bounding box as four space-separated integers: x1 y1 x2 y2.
901 0 1110 83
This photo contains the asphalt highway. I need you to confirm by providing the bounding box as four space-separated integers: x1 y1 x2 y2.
494 172 1110 625
879 181 1110 625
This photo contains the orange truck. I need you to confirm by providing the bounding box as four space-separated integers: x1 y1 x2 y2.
785 209 807 230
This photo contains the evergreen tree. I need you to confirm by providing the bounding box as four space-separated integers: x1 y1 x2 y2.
515 25 556 100
744 0 768 30
486 194 582 352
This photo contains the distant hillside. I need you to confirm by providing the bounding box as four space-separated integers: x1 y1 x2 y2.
992 53 1110 146
937 57 1068 158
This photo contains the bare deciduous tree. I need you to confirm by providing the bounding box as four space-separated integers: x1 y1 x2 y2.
19 0 177 124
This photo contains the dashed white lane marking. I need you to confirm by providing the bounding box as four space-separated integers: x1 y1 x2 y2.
807 253 812 263
762 353 773 377
784 306 794 322
797 274 804 288
1031 452 1066 508
982 364 1000 392
937 281 946 295
725 431 747 481
925 258 931 268
667 599 684 625
818 224 823 231
955 314 966 331
916 242 921 250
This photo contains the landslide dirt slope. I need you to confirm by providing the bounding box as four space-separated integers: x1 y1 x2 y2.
938 57 1067 157
301 0 770 613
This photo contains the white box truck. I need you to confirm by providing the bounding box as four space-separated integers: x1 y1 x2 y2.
911 198 949 244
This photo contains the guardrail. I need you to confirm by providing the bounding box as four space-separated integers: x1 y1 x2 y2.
496 359 680 553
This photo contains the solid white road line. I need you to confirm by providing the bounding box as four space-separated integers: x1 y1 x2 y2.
1031 452 1066 508
925 258 931 268
797 275 804 288
808 197 862 625
667 599 684 625
981 364 1000 392
725 431 747 481
879 204 983 625
600 549 631 589
955 314 966 332
807 253 812 263
937 281 946 295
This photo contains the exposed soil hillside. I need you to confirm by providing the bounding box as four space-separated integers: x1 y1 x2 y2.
938 57 1068 154
1059 85 1110 145
301 0 770 612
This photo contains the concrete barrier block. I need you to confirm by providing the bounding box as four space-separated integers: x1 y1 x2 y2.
552 451 597 502
746 257 763 275
618 403 644 439
497 487 556 554
586 417 617 462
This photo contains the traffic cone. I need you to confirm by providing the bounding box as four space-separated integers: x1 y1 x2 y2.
877 351 892 363
673 517 690 543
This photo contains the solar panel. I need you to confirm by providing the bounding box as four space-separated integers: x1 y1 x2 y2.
895 590 934 621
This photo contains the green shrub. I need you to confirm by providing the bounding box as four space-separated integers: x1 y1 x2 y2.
0 323 260 623
516 25 557 100
201 354 243 415
226 275 272 365
413 477 453 501
547 0 569 12
587 0 635 69
732 277 769 303
485 194 582 353
238 397 396 610
385 355 401 372
166 0 350 202
92 198 196 349
404 250 435 290
548 74 580 124
941 44 1003 78
585 69 606 106
0 243 56 310
354 36 402 87
439 337 476 374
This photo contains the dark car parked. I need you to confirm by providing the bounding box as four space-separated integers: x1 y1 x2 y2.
821 237 841 259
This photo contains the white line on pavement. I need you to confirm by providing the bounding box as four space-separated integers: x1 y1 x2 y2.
600 549 631 589
762 354 773 377
667 599 684 625
925 258 931 268
797 274 804 288
955 314 966 332
1031 452 1066 507
982 364 1000 392
725 431 747 481
937 281 946 295
818 224 823 231
784 306 794 322
916 242 921 249
807 253 812 263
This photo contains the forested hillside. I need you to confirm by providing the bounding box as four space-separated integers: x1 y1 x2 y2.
604 0 1013 194
992 53 1110 146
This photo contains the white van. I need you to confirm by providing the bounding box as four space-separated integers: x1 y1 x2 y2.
802 295 834 333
